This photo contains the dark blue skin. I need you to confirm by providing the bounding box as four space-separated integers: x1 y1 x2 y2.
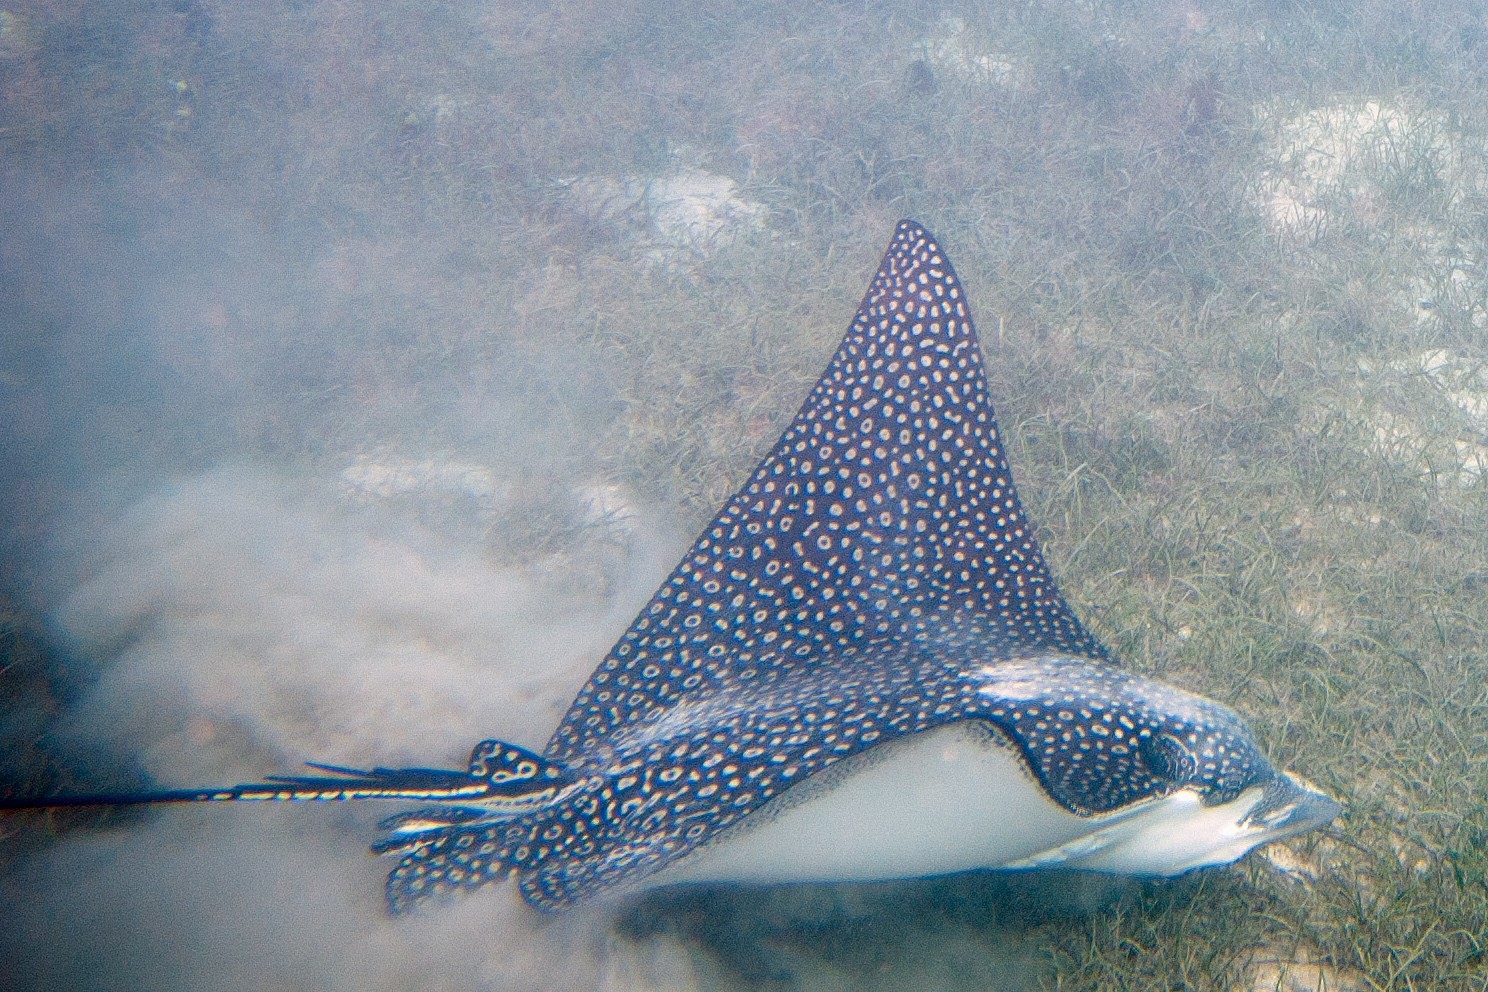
0 221 1340 913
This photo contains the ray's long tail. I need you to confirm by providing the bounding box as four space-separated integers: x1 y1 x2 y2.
0 739 575 812
1 738 579 913
2 763 486 809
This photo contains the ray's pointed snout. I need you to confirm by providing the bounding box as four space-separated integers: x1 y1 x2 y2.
1248 773 1343 837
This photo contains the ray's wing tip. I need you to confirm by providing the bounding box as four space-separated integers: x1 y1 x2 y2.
879 219 956 280
892 217 939 245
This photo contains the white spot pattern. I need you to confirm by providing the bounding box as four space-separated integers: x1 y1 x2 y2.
551 219 1104 760
383 221 1278 915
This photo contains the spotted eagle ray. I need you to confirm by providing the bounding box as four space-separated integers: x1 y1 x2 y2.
1 220 1339 913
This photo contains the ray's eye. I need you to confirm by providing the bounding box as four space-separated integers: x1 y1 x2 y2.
1140 732 1196 783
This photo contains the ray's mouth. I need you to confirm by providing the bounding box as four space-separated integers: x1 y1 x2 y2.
1242 772 1342 839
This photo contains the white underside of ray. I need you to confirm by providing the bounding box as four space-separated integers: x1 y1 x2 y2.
649 723 1277 889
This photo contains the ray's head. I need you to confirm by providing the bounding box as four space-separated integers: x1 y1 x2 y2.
973 655 1340 874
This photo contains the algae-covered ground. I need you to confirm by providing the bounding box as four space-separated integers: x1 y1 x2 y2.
3 1 1488 990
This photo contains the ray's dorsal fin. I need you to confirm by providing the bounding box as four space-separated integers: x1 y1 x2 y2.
548 219 1108 761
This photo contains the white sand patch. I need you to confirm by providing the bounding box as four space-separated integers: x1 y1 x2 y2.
918 16 1030 90
1252 99 1459 242
1250 97 1488 330
1355 349 1488 485
560 159 766 269
341 453 511 512
1241 949 1364 992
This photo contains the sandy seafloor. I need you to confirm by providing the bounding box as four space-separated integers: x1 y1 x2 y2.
5 1 1488 990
